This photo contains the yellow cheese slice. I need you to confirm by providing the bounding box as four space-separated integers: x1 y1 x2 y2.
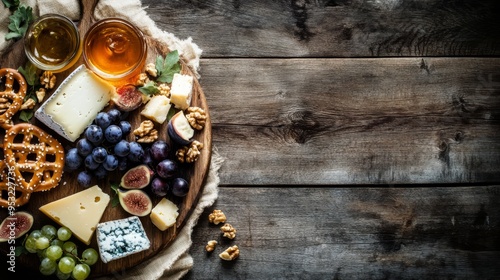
39 185 110 245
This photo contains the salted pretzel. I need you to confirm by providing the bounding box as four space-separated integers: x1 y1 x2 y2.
0 159 31 208
0 68 27 130
3 123 65 194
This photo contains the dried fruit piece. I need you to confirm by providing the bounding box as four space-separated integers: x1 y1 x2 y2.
120 165 153 189
117 189 153 217
112 84 143 112
0 211 34 242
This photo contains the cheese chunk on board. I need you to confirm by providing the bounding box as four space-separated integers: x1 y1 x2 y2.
96 216 151 263
170 73 193 110
35 65 114 142
150 198 179 231
39 185 110 245
141 95 171 124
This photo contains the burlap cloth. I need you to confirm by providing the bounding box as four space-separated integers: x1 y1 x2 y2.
0 1 224 279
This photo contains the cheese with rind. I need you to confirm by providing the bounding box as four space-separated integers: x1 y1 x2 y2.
169 73 193 110
39 185 110 245
35 65 114 142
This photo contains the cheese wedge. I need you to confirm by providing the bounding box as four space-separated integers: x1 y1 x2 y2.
170 73 193 110
39 185 110 245
150 198 179 231
140 95 171 124
35 65 114 142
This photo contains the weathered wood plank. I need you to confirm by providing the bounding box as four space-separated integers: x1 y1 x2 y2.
184 186 500 279
142 0 500 57
199 57 500 185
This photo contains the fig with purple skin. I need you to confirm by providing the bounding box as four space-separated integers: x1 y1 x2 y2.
120 164 153 189
112 84 143 112
168 111 194 146
117 189 152 216
0 211 34 242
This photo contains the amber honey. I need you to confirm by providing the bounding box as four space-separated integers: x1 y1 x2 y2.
83 18 147 84
24 14 81 72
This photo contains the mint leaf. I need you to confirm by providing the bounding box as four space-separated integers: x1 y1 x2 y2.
110 184 120 207
19 110 33 122
2 0 19 9
138 81 159 96
5 5 33 41
18 62 38 86
155 50 181 83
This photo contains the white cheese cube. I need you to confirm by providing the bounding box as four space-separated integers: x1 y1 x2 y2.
96 216 151 263
35 65 114 142
140 95 171 124
170 73 193 110
150 198 179 231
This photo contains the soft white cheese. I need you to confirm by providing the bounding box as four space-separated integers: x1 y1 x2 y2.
170 73 193 110
140 95 171 124
35 65 114 142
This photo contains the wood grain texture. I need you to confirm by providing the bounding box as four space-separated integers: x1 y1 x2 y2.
142 0 500 57
198 57 500 185
183 186 500 280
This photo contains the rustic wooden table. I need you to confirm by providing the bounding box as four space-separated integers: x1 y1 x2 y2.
140 1 500 279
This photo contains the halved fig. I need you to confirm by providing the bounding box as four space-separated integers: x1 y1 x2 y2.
120 164 153 189
0 211 34 242
168 111 194 146
117 189 152 217
112 84 143 112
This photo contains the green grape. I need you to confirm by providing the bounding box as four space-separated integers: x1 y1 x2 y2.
39 257 57 276
62 241 78 256
24 236 38 253
29 229 42 240
56 267 71 280
51 238 64 247
57 226 72 241
58 256 76 274
46 245 63 261
41 224 57 239
81 248 98 265
72 263 91 280
36 236 50 250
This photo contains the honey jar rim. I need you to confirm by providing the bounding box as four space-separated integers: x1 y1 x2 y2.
82 17 148 81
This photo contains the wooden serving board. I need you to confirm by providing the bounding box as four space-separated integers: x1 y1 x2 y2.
0 0 211 277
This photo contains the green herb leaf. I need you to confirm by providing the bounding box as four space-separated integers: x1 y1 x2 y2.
15 245 28 257
138 81 160 96
166 106 178 122
110 184 120 207
19 110 33 122
18 62 38 86
5 5 33 41
2 0 19 9
155 50 181 83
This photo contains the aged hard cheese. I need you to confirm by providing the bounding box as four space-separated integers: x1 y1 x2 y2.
35 65 114 142
140 95 171 124
96 216 150 263
170 73 193 110
150 197 179 231
39 185 110 245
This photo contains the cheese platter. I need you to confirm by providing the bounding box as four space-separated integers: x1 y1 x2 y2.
0 0 211 278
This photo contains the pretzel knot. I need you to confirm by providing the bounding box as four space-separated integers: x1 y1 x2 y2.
3 124 65 201
0 68 27 130
0 160 31 208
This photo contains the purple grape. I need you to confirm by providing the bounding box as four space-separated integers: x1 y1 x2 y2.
150 177 170 197
92 147 108 163
118 120 131 135
117 157 128 171
65 148 82 170
77 171 93 188
107 108 122 123
172 177 189 197
103 154 119 171
76 138 94 157
127 142 144 162
156 159 177 179
114 140 130 157
142 148 154 168
85 125 104 144
95 112 112 129
93 164 108 180
150 140 170 162
84 154 100 170
104 125 123 144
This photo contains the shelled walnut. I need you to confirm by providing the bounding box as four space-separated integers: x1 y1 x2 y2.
185 106 206 130
208 209 227 225
40 71 56 89
205 240 217 252
136 73 150 86
157 83 170 97
35 88 46 103
220 223 237 239
145 63 157 77
219 245 239 261
176 140 204 163
20 98 36 110
133 120 158 143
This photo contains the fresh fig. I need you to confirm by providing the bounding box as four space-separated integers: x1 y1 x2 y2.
0 211 34 242
120 164 153 189
168 111 194 146
112 84 143 112
117 189 152 217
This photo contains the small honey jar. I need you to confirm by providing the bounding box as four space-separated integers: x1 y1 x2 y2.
24 13 81 72
83 18 147 85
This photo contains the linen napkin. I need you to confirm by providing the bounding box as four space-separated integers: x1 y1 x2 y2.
0 0 223 279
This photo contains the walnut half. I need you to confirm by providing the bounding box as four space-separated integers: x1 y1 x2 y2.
186 106 207 130
133 120 158 143
219 245 239 261
205 240 217 252
220 223 237 239
208 209 227 225
176 140 204 163
40 71 56 89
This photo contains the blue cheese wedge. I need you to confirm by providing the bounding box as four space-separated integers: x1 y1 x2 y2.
169 73 193 110
35 65 114 142
96 216 151 263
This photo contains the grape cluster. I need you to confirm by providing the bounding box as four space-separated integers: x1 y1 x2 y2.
23 225 98 279
64 108 145 187
144 140 190 198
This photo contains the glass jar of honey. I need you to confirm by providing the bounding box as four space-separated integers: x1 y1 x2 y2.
24 14 81 73
83 18 147 85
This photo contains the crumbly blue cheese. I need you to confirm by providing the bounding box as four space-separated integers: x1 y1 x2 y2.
96 216 151 263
